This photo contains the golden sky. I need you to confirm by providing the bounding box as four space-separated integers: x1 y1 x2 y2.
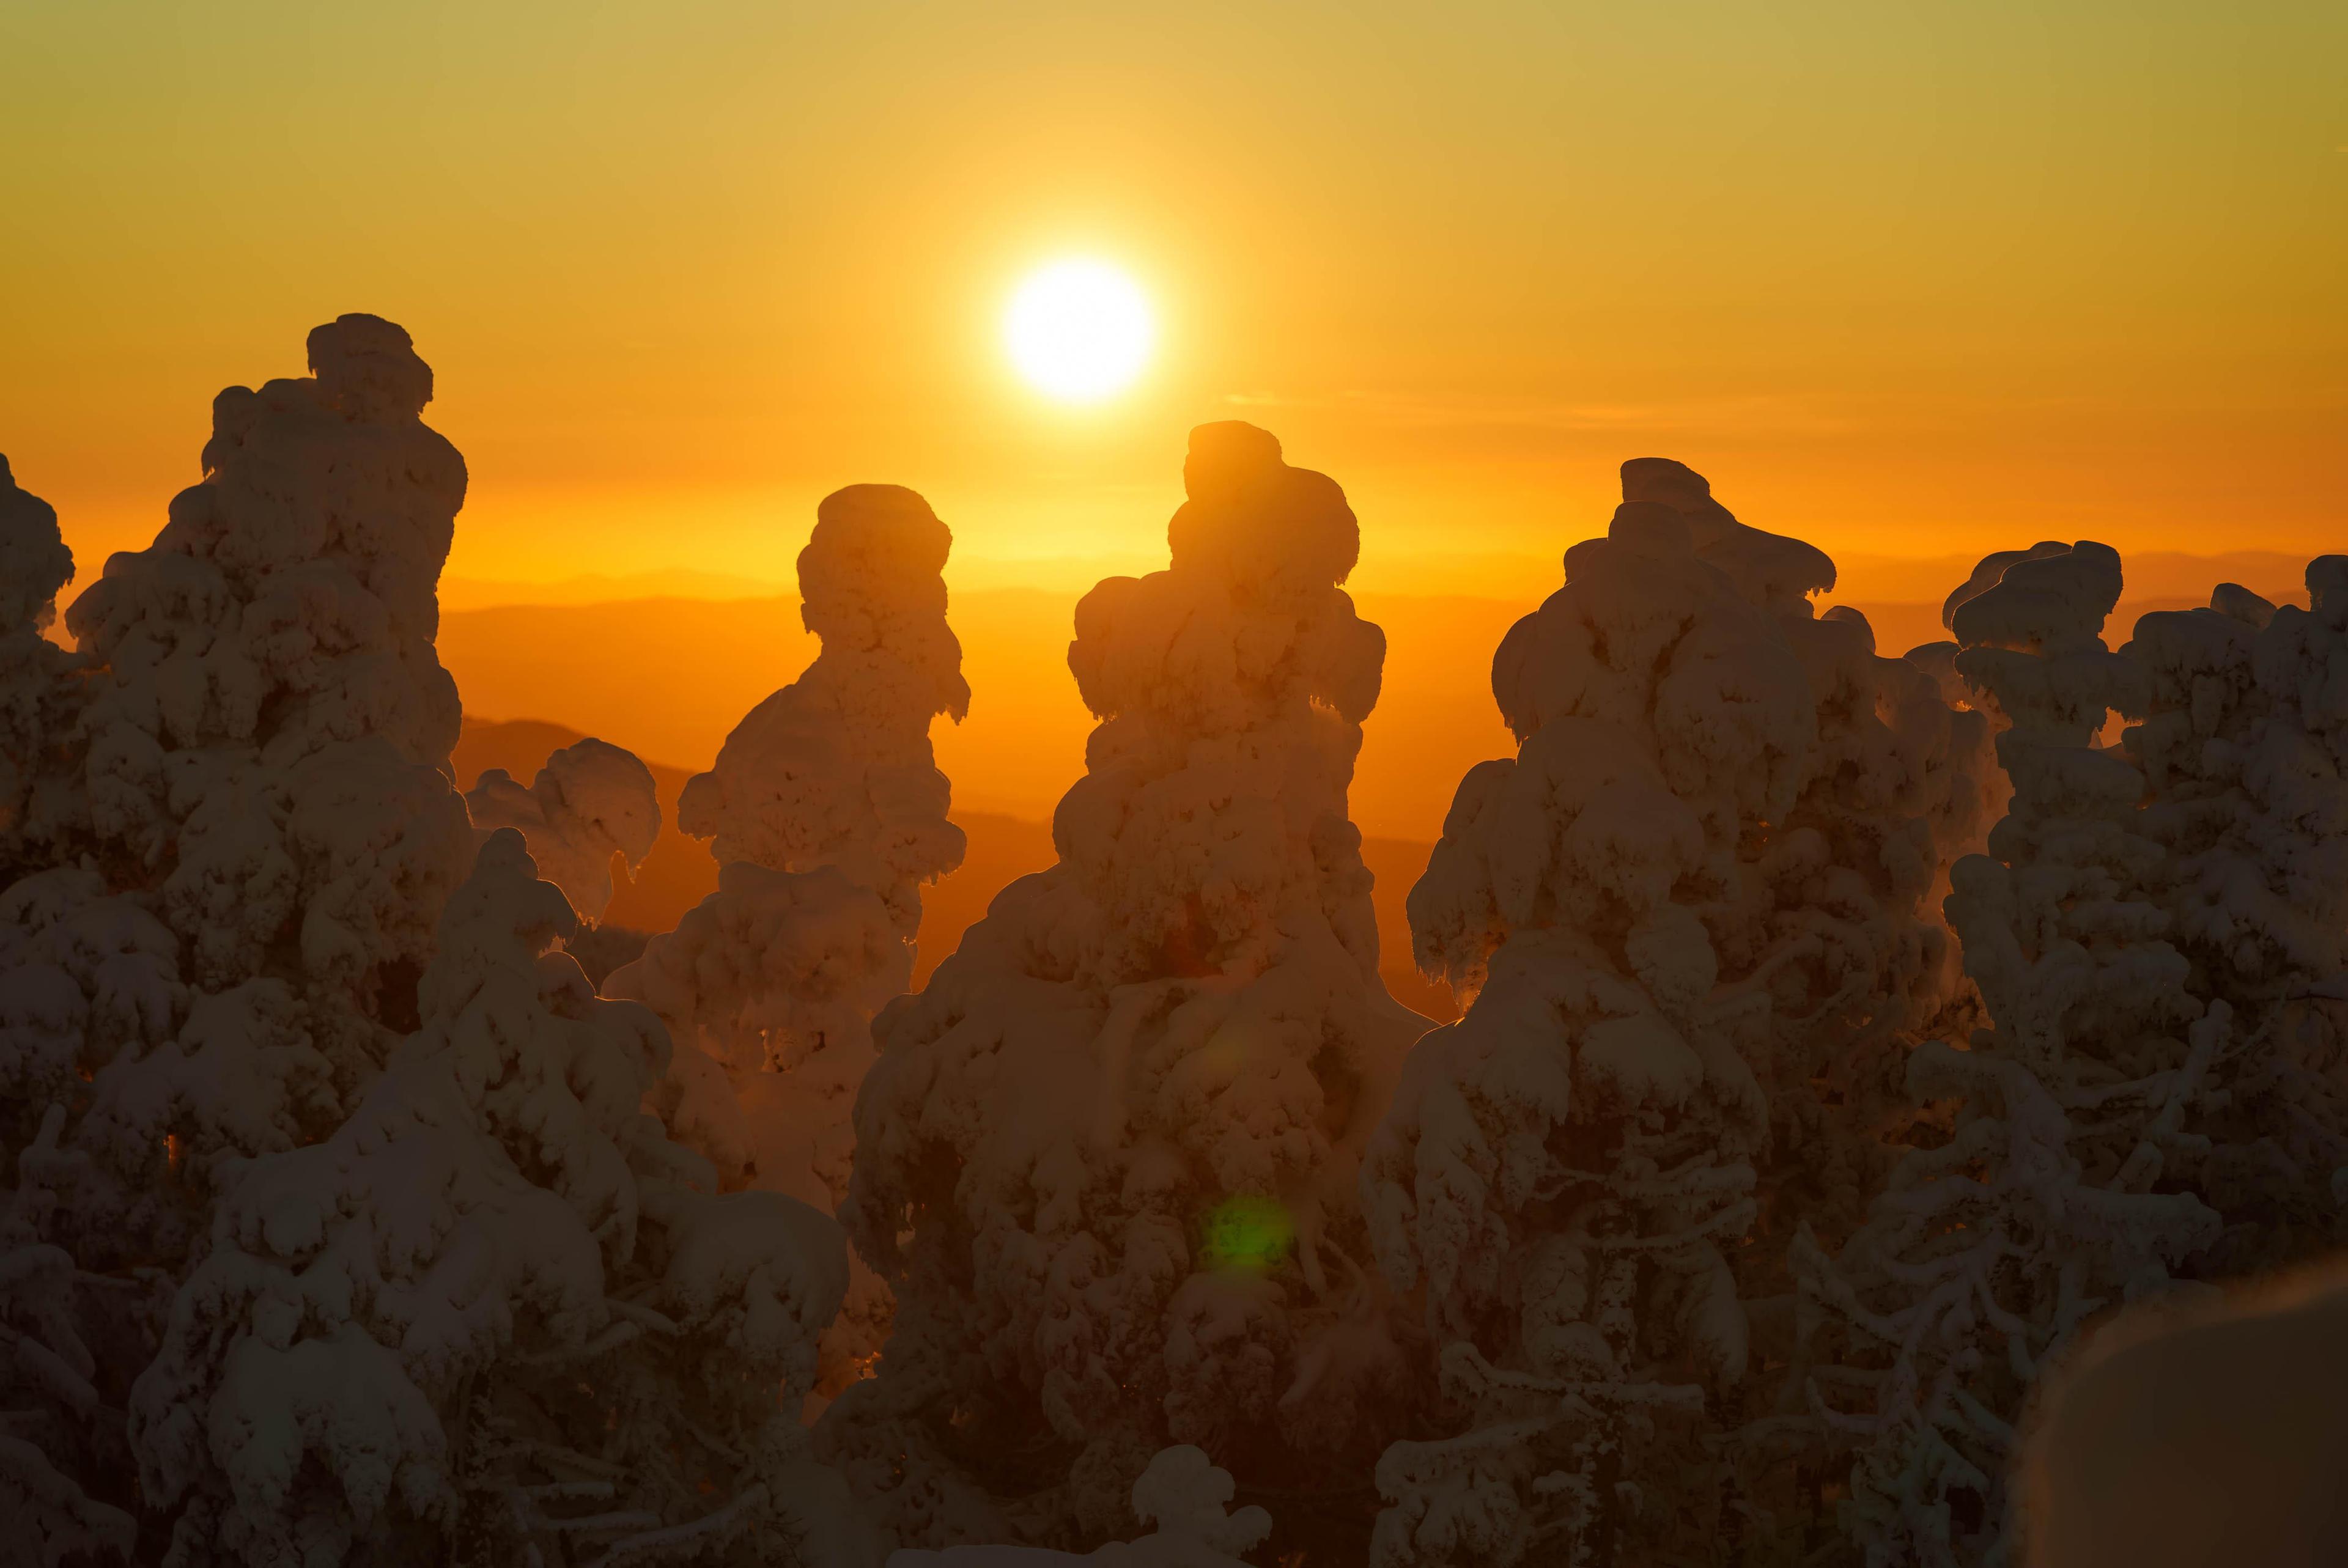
5 0 2342 601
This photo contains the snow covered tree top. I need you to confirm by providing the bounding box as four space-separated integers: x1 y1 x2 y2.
63 311 465 773
1620 455 1836 609
1170 419 1359 598
677 482 967 937
795 483 971 718
1071 421 1384 747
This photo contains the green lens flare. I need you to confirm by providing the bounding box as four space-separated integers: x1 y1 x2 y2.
1200 1196 1294 1273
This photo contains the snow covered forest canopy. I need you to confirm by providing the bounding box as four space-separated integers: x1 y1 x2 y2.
4 314 2346 1568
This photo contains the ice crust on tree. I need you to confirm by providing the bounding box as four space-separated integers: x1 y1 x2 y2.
1362 461 1995 1566
128 831 871 1567
827 423 1430 1553
1794 542 2231 1566
464 736 662 922
609 483 967 1401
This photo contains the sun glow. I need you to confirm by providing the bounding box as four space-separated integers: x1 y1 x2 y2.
1003 259 1154 403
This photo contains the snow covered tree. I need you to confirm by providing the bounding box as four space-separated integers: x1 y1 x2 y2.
2122 558 2348 1273
1362 462 1993 1567
608 484 967 1399
128 831 874 1567
825 422 1430 1556
56 311 475 1078
1795 542 2224 1567
465 737 662 923
0 317 478 1552
618 481 967 1190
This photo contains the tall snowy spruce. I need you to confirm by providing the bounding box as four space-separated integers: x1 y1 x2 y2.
1362 463 1993 1567
1795 543 2228 1566
130 831 873 1567
824 424 1431 1554
607 484 967 1394
1 319 477 1553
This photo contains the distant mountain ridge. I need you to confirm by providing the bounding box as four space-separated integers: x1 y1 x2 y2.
452 716 1459 1020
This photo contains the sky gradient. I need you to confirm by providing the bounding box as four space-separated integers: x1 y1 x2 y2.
4 1 2342 603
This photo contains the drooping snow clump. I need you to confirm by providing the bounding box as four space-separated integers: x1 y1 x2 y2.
128 831 875 1567
465 735 662 922
1797 542 2224 1567
1363 460 1994 1567
0 320 478 1548
827 422 1431 1555
610 484 968 1397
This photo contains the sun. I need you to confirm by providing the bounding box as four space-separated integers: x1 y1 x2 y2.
1003 259 1154 403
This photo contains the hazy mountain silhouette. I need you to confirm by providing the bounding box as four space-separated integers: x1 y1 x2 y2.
453 715 1456 1017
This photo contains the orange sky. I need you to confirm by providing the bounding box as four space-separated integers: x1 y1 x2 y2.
5 0 2341 605
4 3 2342 850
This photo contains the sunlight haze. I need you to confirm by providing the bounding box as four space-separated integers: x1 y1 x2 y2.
4 0 2339 600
